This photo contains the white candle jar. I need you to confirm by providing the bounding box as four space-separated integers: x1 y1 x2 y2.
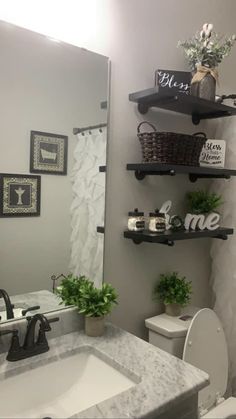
128 208 145 231
149 210 166 233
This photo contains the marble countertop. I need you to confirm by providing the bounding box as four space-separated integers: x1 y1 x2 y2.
0 323 209 418
0 290 67 324
9 289 65 313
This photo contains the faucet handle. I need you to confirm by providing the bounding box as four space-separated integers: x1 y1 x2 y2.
48 317 60 324
0 328 18 337
37 317 59 347
22 306 40 316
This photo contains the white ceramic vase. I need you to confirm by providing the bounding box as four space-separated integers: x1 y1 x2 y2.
85 316 105 337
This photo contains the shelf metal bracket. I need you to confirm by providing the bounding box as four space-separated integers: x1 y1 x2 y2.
192 113 201 125
132 238 175 246
132 238 142 245
162 240 175 246
137 103 149 114
189 173 231 183
214 234 228 240
135 170 146 180
135 169 176 180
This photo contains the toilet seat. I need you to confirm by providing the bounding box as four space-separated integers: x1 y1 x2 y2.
183 308 229 415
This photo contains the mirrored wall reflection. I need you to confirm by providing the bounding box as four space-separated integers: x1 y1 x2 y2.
0 21 109 323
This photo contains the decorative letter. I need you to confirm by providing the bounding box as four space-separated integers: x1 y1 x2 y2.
184 213 205 230
203 213 220 230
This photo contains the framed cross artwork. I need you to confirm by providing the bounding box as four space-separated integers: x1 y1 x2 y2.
30 131 68 175
0 174 41 217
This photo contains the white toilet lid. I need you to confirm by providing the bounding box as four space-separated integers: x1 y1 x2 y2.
183 308 228 412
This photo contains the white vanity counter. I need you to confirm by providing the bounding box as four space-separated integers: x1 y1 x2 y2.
0 323 209 418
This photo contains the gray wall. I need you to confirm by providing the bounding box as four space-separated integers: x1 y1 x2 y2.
103 0 236 338
0 23 108 295
1 0 235 338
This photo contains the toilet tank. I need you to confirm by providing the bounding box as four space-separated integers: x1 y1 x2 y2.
145 306 200 359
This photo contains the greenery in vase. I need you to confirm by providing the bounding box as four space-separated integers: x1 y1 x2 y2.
55 274 91 306
178 23 236 71
186 190 223 214
153 272 192 306
78 281 118 317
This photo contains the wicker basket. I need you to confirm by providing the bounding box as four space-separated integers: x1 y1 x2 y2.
137 121 207 166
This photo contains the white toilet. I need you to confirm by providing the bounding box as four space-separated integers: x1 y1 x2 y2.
145 307 236 418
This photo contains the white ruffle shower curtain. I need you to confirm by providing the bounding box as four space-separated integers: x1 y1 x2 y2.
210 117 236 394
70 128 106 288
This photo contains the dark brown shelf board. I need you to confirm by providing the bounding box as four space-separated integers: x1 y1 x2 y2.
126 163 236 182
129 87 236 124
124 228 233 246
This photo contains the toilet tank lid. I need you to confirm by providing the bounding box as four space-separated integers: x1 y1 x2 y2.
145 307 200 338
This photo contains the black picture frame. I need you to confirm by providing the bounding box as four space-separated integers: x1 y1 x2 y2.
30 131 68 175
0 174 41 217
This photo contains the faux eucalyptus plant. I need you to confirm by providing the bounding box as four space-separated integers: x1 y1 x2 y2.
178 23 236 71
153 272 192 307
186 190 222 214
56 274 91 306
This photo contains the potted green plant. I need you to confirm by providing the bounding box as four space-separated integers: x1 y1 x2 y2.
55 274 90 306
78 281 118 337
153 272 192 316
186 189 222 215
185 190 223 231
178 23 236 100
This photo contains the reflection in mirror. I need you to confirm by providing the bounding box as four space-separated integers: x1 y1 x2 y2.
0 21 109 323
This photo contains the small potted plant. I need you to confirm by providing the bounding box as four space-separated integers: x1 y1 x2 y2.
178 23 236 100
185 190 223 231
187 189 222 214
187 189 222 215
55 274 89 306
153 272 192 316
78 281 118 337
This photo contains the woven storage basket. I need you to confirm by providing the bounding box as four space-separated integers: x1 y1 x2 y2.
137 121 207 166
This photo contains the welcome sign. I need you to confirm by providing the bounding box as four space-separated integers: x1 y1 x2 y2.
155 69 191 95
200 139 226 168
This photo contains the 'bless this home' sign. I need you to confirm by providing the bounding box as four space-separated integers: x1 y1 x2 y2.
200 139 226 168
155 69 191 95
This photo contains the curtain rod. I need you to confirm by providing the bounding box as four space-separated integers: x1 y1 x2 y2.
73 123 107 135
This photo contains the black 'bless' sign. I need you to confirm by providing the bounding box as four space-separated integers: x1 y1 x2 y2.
155 69 191 95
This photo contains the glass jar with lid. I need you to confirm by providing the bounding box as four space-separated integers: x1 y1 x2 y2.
148 209 166 233
128 208 145 232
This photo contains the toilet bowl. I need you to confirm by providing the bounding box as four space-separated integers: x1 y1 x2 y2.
145 308 236 418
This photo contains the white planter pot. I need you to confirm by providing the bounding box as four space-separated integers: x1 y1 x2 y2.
85 316 105 337
165 303 182 317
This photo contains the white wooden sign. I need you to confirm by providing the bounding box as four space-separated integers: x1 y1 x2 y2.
200 139 226 168
159 200 220 232
184 213 220 231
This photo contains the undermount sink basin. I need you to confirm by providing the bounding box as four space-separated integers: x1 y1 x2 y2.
0 347 137 418
0 307 25 321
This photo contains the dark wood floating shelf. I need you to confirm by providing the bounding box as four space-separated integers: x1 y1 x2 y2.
129 87 236 124
127 163 236 182
97 226 105 234
124 228 233 246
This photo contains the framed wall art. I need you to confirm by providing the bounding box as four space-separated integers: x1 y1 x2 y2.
30 131 68 175
0 174 41 217
155 69 191 95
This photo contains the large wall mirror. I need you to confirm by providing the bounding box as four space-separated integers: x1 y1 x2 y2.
0 21 109 323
